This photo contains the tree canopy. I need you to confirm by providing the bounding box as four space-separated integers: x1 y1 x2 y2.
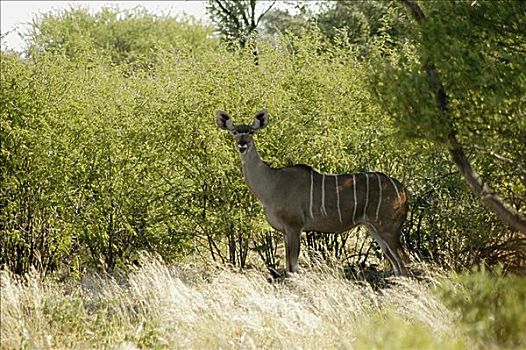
1 2 524 276
374 0 526 232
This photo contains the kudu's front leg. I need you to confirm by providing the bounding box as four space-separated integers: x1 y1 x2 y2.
284 228 301 274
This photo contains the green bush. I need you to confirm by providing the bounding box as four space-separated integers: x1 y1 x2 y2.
1 6 518 274
438 267 526 348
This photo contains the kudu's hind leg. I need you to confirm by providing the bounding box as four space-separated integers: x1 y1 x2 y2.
367 224 407 276
284 227 301 274
383 233 408 276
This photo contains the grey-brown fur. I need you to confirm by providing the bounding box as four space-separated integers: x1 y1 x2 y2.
217 109 409 276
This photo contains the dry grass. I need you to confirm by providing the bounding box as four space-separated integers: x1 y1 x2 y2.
1 256 468 349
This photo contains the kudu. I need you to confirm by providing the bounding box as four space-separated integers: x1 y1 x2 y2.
217 109 409 276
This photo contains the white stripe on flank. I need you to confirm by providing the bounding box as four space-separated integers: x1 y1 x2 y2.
335 175 343 224
364 173 369 218
388 176 401 200
352 174 357 225
321 174 328 216
309 170 314 219
376 173 382 221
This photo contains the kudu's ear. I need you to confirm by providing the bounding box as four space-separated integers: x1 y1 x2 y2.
251 109 269 131
217 110 234 131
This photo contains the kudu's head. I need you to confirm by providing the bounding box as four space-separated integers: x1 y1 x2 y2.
217 109 269 155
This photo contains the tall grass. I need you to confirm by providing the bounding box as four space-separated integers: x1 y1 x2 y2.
1 256 521 349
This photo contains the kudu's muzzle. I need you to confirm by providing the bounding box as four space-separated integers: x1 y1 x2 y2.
237 141 249 153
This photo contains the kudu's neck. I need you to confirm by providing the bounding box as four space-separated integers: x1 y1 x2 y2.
240 142 274 204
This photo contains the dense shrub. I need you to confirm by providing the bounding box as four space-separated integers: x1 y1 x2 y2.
0 7 518 274
438 267 526 348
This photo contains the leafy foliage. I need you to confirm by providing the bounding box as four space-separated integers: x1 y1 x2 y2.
27 6 217 65
372 1 526 223
261 1 409 54
1 5 524 275
439 267 526 348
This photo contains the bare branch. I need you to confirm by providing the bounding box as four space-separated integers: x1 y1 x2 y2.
249 0 257 28
472 145 517 166
256 0 276 26
237 0 251 28
399 0 426 21
213 0 241 30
